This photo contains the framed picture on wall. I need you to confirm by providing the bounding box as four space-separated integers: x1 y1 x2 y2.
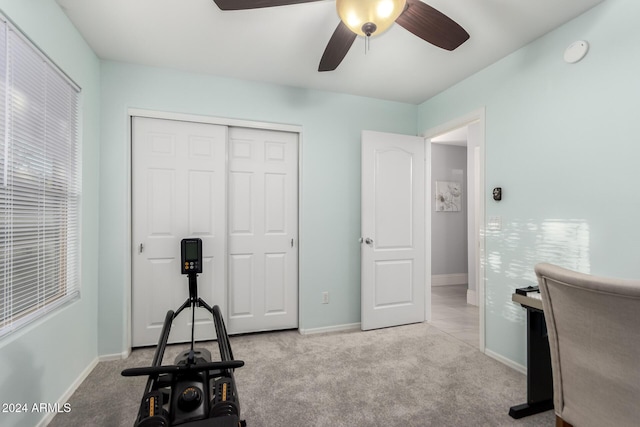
435 181 461 212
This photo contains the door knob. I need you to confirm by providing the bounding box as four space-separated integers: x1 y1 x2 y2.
364 238 373 245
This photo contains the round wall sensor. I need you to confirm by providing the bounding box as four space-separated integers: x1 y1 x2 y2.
564 40 589 63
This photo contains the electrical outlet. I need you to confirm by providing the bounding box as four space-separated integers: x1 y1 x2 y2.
322 291 329 304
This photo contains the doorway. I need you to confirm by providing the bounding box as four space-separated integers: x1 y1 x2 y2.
424 109 485 351
130 115 300 347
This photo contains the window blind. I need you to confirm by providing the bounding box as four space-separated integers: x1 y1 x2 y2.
0 14 81 337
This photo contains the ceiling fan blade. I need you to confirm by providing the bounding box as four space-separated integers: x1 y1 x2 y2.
213 0 322 11
318 21 357 72
395 0 469 51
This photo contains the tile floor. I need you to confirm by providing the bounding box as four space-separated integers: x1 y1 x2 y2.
430 284 479 348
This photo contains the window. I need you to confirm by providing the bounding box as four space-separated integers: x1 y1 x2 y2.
0 14 81 337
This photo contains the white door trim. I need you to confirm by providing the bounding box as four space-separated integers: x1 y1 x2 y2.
422 107 486 352
128 108 303 133
125 108 303 353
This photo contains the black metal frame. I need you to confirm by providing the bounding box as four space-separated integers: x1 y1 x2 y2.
509 291 553 419
122 269 245 427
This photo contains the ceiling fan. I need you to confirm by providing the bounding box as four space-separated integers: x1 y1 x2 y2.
212 0 469 71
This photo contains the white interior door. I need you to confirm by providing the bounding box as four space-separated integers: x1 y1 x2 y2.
361 130 425 330
227 127 298 334
132 117 227 346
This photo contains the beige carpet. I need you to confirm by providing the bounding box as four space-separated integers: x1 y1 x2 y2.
49 323 554 426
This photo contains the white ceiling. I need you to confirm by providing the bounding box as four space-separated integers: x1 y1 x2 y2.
56 0 603 105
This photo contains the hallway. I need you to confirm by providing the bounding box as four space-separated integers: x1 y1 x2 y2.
430 284 479 348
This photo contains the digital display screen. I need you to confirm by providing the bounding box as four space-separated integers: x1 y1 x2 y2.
181 238 202 274
185 241 198 261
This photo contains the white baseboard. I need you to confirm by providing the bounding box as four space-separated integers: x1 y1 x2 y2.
299 322 361 335
484 348 526 375
99 350 130 362
432 273 468 287
36 357 99 427
467 289 478 306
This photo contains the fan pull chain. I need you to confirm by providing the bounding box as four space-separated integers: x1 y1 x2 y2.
361 22 376 55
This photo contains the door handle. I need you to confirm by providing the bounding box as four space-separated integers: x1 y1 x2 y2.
364 238 373 245
139 243 144 253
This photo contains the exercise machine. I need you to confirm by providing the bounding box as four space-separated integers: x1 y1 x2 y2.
122 238 246 427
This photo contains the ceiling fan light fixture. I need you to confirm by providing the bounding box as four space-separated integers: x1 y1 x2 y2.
336 0 406 37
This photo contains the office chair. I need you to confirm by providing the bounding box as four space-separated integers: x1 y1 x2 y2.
535 263 640 427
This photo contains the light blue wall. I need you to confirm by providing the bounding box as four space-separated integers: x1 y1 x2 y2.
0 1 101 426
3 1 632 418
418 0 640 366
98 61 417 355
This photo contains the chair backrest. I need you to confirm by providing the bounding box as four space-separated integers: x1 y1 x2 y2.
535 263 640 427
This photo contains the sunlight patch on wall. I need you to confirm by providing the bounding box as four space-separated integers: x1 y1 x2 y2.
485 218 591 323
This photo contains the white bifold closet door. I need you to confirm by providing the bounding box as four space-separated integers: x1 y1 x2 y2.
227 127 298 335
132 117 298 347
132 117 227 346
